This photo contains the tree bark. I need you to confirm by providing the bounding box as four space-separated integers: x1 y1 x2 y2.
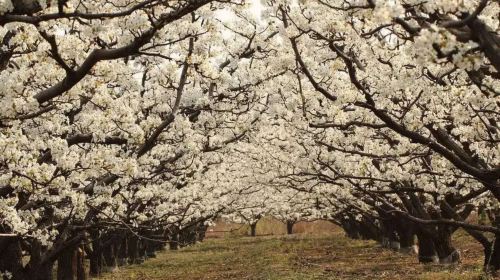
169 233 179 251
27 240 54 280
340 219 361 239
57 246 76 280
102 241 117 271
416 230 438 263
286 221 294 235
117 235 128 266
0 238 36 280
145 240 157 258
89 230 102 277
396 220 416 254
127 235 140 264
138 238 147 262
250 222 257 237
485 235 500 272
485 215 500 272
381 220 400 251
76 245 86 280
36 263 54 280
433 226 460 264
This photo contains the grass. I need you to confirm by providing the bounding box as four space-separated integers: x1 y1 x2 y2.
95 220 492 280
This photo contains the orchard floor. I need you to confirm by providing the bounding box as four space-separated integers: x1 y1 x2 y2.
94 225 492 280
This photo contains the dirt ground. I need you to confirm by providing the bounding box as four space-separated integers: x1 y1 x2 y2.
95 219 492 280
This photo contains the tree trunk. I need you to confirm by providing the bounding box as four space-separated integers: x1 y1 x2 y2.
102 242 117 271
27 241 54 280
381 228 400 251
128 235 139 264
286 221 294 235
486 235 500 272
76 244 87 280
416 230 438 264
117 235 128 266
250 222 257 237
358 218 382 241
197 225 208 242
57 246 76 280
36 262 54 280
396 221 416 254
138 238 147 262
433 227 460 264
485 214 500 272
341 219 361 239
0 237 22 276
89 230 102 277
379 214 400 251
169 234 179 251
23 264 54 280
145 240 157 258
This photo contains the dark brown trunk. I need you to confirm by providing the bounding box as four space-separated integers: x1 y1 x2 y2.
27 241 54 280
76 245 86 280
382 229 400 251
57 246 76 280
138 238 147 260
379 213 400 251
117 235 128 266
24 264 53 280
416 230 438 263
396 220 416 254
286 221 294 235
486 235 500 272
36 264 54 280
145 240 157 258
341 219 361 239
197 225 208 242
250 222 257 237
358 218 382 241
102 242 117 270
0 237 26 280
89 230 102 277
433 226 460 264
128 235 140 264
169 234 179 251
485 215 500 272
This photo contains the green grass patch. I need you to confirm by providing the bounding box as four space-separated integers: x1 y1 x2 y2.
95 228 490 280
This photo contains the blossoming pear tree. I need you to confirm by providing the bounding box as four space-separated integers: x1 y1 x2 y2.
256 0 499 270
0 0 286 278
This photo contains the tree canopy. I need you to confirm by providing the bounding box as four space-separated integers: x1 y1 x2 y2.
0 0 499 278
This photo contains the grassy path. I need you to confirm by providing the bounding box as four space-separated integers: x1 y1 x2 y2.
95 229 486 280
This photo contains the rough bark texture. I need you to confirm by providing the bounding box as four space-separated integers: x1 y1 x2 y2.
434 226 460 264
416 231 439 264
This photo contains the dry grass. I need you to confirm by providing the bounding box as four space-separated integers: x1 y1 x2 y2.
95 220 493 280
